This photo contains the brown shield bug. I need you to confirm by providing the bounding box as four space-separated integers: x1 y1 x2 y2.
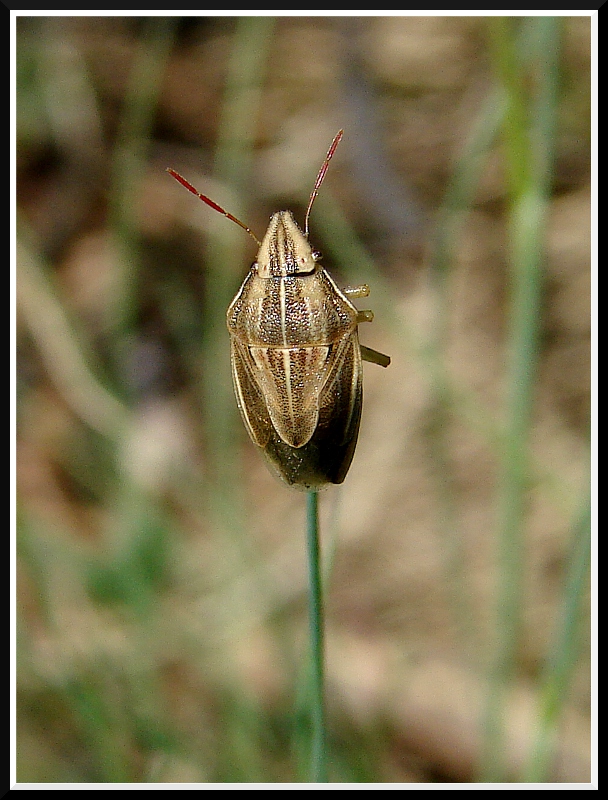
168 130 390 489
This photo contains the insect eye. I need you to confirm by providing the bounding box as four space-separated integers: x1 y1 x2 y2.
312 251 321 261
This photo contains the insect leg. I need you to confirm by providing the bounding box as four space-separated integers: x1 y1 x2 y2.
342 284 370 299
360 345 391 368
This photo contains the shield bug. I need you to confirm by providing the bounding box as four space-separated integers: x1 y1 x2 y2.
168 130 390 489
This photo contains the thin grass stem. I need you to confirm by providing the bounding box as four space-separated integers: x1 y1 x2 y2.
305 490 328 783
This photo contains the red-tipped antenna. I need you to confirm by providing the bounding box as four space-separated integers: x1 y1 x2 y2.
167 168 262 246
304 129 344 236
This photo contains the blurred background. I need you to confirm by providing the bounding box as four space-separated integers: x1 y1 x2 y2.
15 15 591 784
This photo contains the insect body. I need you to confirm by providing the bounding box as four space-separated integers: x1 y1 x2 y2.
168 131 390 489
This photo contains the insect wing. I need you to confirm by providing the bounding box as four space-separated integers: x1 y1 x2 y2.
230 337 272 448
318 329 362 446
248 345 329 448
231 326 363 488
265 330 363 488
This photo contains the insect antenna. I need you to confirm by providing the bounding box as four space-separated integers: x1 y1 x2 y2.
304 129 344 236
167 168 262 246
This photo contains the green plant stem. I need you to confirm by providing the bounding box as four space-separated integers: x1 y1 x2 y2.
305 490 328 783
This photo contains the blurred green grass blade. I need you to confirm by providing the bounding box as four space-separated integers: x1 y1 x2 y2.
108 17 178 348
424 90 506 656
524 490 591 782
17 224 127 439
479 16 561 782
214 17 277 189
